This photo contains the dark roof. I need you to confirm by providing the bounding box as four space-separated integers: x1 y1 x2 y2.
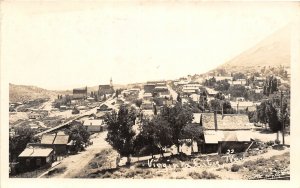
73 87 87 92
99 85 112 89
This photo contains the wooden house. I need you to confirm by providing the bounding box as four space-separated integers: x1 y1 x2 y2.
193 113 255 154
83 119 105 133
18 147 55 171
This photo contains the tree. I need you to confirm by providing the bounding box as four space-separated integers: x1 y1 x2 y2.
160 103 194 153
263 76 278 96
209 99 221 112
9 127 36 162
134 99 143 108
228 85 247 98
65 123 90 152
215 80 230 92
104 105 137 164
257 100 281 132
181 124 203 152
138 116 173 157
222 100 233 114
233 73 246 81
177 93 182 103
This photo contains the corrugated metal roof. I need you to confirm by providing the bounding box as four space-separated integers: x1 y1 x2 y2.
19 147 53 157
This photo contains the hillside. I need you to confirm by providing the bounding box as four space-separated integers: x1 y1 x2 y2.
219 25 291 73
9 83 71 103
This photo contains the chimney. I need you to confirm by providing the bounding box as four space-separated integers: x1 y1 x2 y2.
214 111 218 131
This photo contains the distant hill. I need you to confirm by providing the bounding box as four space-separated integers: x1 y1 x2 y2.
218 25 291 73
9 83 71 103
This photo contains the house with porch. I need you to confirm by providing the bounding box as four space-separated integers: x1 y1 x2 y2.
193 113 255 154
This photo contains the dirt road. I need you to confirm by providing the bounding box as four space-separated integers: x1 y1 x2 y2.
44 131 111 178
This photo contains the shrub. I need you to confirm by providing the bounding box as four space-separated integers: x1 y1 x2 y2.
89 162 101 169
201 171 220 179
189 171 220 179
266 140 275 146
188 172 202 179
231 164 240 172
125 170 136 178
275 139 281 145
101 171 112 178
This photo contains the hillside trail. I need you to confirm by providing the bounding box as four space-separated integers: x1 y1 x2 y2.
43 131 112 178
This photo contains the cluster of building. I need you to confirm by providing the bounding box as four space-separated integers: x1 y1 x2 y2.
141 80 174 117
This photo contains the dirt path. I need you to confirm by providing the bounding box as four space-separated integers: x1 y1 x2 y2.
44 131 111 178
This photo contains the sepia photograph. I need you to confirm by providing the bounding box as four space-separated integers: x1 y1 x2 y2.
1 1 300 187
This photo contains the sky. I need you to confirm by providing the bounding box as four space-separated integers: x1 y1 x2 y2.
1 1 299 90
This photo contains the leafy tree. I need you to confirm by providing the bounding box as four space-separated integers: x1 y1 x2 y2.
215 80 230 91
215 92 225 100
263 76 278 96
104 105 137 164
228 85 247 98
138 116 173 157
222 100 233 114
257 101 281 132
9 127 36 162
65 123 90 152
181 124 203 152
209 99 221 112
177 93 182 103
233 73 246 81
160 103 194 153
134 99 143 108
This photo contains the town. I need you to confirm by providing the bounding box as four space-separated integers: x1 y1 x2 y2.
9 65 290 180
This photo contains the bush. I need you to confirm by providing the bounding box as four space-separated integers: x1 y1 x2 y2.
201 171 220 179
189 172 202 179
266 140 275 146
231 164 240 172
275 139 281 145
188 171 220 179
101 171 112 178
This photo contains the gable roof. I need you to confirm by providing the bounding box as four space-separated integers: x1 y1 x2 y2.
41 132 69 145
53 135 69 144
41 134 55 144
19 147 53 157
201 113 253 130
83 119 104 126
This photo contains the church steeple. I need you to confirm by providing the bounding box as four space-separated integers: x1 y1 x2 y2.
110 77 113 87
